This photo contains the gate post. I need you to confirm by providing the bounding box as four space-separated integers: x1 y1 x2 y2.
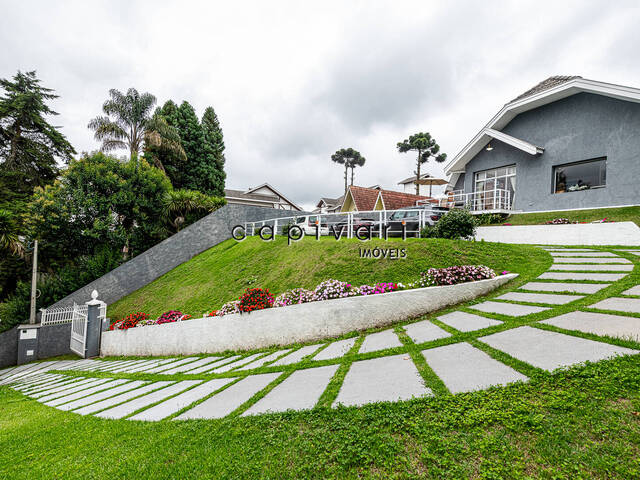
85 290 103 358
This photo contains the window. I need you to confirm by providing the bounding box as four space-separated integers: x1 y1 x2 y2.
553 158 606 193
473 166 516 209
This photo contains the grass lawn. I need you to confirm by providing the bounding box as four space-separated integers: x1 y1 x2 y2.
108 236 550 320
495 205 640 226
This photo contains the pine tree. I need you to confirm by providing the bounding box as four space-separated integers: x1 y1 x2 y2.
0 70 75 197
201 106 226 196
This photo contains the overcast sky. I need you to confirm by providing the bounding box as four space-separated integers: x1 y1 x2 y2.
2 0 639 209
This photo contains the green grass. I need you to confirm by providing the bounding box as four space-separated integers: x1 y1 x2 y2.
1 248 639 478
109 236 550 320
494 205 640 226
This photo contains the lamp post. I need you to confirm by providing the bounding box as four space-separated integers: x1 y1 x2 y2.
29 240 38 325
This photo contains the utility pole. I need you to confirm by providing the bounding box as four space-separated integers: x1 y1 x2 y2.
29 240 38 325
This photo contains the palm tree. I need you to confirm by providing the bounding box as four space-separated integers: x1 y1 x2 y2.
0 209 23 256
397 132 447 195
143 112 187 172
88 88 158 160
163 189 217 232
331 148 365 194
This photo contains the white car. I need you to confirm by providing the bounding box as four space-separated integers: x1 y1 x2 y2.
292 215 330 236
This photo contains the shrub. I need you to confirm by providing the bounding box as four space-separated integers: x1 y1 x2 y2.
217 300 241 316
110 312 150 330
422 209 478 240
357 282 398 296
545 218 571 225
238 288 275 313
274 288 314 307
156 310 191 324
419 265 496 286
475 213 508 225
313 279 356 301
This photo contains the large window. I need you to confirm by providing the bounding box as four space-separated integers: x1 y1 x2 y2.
553 158 606 194
473 165 516 210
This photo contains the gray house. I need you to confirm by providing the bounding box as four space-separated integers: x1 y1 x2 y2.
445 76 640 213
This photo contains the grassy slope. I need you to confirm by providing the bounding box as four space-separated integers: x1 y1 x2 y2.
496 205 640 226
109 236 549 320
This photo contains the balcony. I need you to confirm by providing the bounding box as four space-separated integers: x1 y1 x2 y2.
449 188 513 213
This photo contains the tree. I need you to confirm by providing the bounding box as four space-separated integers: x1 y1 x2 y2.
0 209 22 256
88 88 158 160
143 111 187 172
0 70 75 195
201 106 226 197
163 189 225 233
397 132 447 195
331 148 365 194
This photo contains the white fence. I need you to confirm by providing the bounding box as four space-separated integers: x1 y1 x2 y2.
40 302 106 326
69 304 88 357
449 188 512 212
243 207 446 240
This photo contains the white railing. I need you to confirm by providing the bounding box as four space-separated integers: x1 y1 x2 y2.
450 188 512 212
40 302 106 326
69 304 88 357
243 207 444 239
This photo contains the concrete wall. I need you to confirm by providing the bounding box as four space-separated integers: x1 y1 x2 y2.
0 323 72 368
47 205 300 310
101 274 517 356
0 327 18 368
463 93 640 212
475 221 640 246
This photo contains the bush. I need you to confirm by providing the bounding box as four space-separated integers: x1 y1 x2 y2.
156 310 191 324
274 288 314 307
422 209 478 240
313 279 356 301
238 288 274 313
545 218 571 225
110 312 150 330
475 213 508 225
417 265 496 286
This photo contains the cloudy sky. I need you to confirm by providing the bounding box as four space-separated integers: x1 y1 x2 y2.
2 0 639 209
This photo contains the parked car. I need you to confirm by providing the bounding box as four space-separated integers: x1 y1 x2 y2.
291 215 330 236
386 207 445 237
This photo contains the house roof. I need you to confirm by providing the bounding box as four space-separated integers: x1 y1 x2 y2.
348 186 381 211
225 189 280 202
378 190 435 210
316 196 342 207
444 76 640 177
398 173 432 185
244 183 303 211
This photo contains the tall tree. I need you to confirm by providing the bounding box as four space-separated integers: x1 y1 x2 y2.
331 147 365 194
201 106 226 197
143 111 187 172
397 132 447 195
0 70 75 195
88 88 157 160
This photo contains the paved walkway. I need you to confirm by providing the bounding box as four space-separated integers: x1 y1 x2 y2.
2 246 638 421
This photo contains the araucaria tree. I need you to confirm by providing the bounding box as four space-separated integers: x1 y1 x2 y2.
397 132 447 195
0 70 75 194
331 148 366 194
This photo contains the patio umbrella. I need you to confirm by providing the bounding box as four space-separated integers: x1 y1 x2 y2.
415 177 448 196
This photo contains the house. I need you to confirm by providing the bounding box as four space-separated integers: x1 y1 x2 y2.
314 196 344 213
339 185 436 212
224 183 302 211
444 76 640 213
398 174 432 193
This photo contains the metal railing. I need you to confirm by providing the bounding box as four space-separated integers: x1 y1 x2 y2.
449 188 513 212
243 207 443 239
69 304 88 357
40 302 106 326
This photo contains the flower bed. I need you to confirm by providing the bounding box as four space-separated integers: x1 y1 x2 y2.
114 265 500 328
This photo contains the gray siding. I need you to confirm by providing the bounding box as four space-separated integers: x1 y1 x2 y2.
463 93 640 212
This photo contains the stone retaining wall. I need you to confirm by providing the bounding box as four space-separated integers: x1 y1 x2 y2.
101 274 517 357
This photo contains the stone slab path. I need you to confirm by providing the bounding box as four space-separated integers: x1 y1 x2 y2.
469 301 550 316
403 319 452 342
589 297 640 314
436 311 502 332
480 326 637 371
333 354 430 407
3 245 639 422
243 365 339 415
359 330 402 353
541 311 640 341
422 342 528 393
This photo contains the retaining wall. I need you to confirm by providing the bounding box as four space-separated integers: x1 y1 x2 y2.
101 274 517 356
47 204 300 310
475 221 640 246
0 323 72 368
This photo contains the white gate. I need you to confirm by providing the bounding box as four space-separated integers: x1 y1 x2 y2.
69 304 88 357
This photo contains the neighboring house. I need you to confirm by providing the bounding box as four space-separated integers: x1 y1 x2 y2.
444 76 640 213
398 174 432 193
314 196 344 213
225 183 302 211
340 185 436 212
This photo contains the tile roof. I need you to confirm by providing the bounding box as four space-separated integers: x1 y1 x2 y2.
349 186 381 211
510 76 582 103
379 190 436 210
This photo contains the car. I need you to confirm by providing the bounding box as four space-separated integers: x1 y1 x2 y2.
290 215 330 236
386 207 445 237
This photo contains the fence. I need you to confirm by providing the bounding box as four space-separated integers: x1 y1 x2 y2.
449 188 512 212
69 304 88 357
242 207 446 240
40 302 106 326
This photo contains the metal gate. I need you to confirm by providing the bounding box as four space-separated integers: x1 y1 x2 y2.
69 304 88 357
